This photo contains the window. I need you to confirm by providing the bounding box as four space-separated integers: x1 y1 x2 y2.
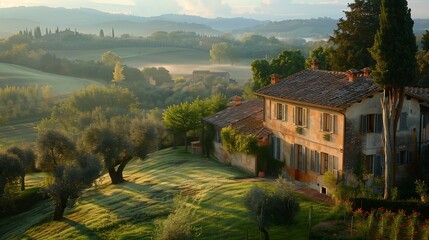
289 144 296 169
272 136 282 161
360 114 382 133
397 150 412 165
293 106 307 127
274 103 287 121
365 154 383 176
399 112 407 131
310 150 321 174
322 152 329 173
365 155 374 174
320 113 337 133
215 129 221 143
297 145 306 172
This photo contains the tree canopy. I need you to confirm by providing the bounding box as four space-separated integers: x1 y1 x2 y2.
329 0 381 71
422 30 429 52
36 130 102 220
369 0 417 199
6 145 35 191
251 50 305 90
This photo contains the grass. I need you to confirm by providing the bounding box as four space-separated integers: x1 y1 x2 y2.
0 148 331 239
0 63 104 97
49 47 253 83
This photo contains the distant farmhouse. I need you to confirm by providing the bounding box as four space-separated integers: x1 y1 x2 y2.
184 70 230 82
204 61 429 195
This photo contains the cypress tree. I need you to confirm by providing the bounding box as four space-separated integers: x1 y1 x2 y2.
370 0 417 199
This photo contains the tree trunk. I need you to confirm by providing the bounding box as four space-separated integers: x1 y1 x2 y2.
53 195 68 221
260 226 270 240
20 173 25 191
108 167 121 184
382 87 404 199
116 157 132 183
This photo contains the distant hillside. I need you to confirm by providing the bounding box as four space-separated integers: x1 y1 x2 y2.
154 14 268 32
0 6 428 40
0 6 220 38
234 18 338 39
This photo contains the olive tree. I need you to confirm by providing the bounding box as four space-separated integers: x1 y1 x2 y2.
36 130 102 220
6 145 35 191
82 116 163 184
0 153 22 197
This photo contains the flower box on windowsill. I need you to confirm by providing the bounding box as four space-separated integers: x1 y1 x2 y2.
323 133 331 141
295 126 303 134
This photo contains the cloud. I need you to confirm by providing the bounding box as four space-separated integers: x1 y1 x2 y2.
90 0 136 6
176 0 233 18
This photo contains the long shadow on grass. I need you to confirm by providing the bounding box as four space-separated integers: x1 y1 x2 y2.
63 218 102 239
86 181 179 222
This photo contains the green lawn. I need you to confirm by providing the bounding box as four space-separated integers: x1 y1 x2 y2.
0 148 331 239
0 63 104 97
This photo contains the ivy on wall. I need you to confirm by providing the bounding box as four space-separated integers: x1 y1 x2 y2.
220 125 258 154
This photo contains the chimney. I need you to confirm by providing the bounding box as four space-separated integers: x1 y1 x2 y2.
310 58 319 70
346 69 361 81
362 67 372 77
231 95 243 106
270 74 280 84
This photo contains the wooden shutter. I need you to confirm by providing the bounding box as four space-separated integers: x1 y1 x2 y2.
320 113 323 131
332 115 337 134
375 114 383 133
328 155 334 172
374 154 382 177
303 108 308 127
284 105 288 122
273 103 277 120
290 144 295 168
292 106 296 125
360 115 367 133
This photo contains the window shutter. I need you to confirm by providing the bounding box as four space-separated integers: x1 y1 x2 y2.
376 114 383 133
400 112 407 131
332 115 337 134
375 154 382 177
304 108 308 127
317 152 321 174
328 155 333 172
273 103 277 120
290 144 295 168
283 104 287 121
407 151 412 164
360 115 367 133
320 113 323 131
292 106 296 125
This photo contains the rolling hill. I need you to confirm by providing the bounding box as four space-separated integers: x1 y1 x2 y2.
0 63 104 97
0 147 331 239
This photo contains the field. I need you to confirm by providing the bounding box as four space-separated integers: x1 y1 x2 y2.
0 63 104 97
49 47 253 83
0 148 331 240
0 63 104 147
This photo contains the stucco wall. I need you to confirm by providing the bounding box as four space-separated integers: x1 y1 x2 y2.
345 92 421 180
212 142 257 176
265 97 344 191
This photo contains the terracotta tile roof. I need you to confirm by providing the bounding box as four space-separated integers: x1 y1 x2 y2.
405 87 429 103
255 69 382 110
204 99 271 137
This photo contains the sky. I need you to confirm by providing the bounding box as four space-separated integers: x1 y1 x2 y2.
0 0 428 21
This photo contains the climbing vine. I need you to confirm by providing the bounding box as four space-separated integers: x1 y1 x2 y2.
220 126 258 154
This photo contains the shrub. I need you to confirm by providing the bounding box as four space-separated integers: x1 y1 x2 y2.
154 197 200 240
327 200 353 220
244 178 300 239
